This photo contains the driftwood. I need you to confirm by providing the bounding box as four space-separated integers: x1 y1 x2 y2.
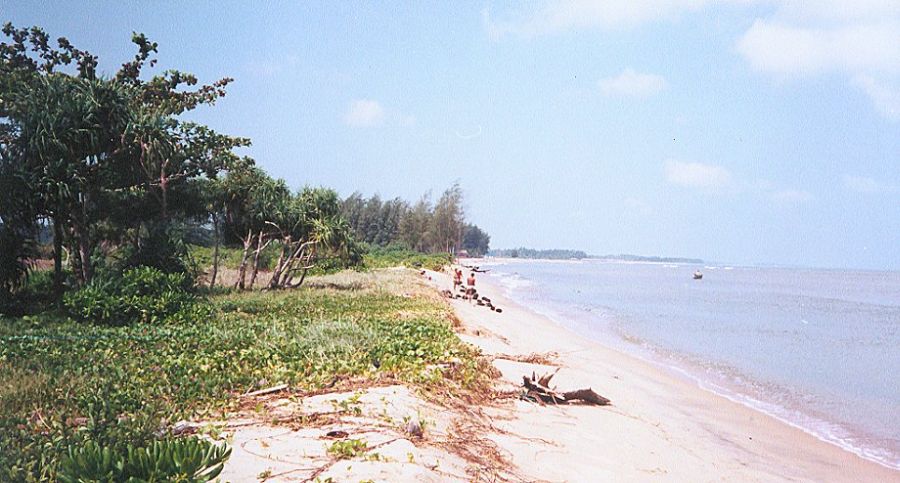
241 383 289 398
522 370 610 406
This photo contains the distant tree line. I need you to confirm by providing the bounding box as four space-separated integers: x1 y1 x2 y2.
598 254 703 264
488 248 588 259
341 183 491 257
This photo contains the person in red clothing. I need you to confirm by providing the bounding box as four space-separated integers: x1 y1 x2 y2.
452 268 463 293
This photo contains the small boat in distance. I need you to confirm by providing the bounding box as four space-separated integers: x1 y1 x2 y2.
693 270 703 280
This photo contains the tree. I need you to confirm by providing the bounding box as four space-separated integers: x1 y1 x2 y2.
462 224 490 257
0 24 247 290
431 182 464 254
398 194 433 252
267 187 353 289
220 165 287 289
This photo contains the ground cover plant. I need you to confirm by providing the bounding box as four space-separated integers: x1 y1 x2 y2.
0 270 485 481
363 245 452 271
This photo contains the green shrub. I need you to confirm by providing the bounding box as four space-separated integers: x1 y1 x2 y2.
362 246 451 271
64 266 196 326
1 268 55 316
119 224 197 281
58 438 230 483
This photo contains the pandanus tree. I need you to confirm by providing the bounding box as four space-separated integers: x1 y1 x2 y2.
13 74 132 284
267 187 353 289
0 23 248 292
220 165 289 289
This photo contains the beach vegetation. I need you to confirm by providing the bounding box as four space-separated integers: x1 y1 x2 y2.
57 438 230 483
0 270 487 480
327 439 368 459
0 23 491 481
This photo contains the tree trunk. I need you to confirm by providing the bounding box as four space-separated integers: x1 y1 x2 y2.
52 214 63 301
295 267 309 288
247 231 266 289
268 237 290 289
235 229 253 290
280 240 314 288
209 214 220 288
159 167 169 221
74 223 92 284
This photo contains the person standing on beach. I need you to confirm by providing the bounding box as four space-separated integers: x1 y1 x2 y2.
453 269 463 294
466 272 476 303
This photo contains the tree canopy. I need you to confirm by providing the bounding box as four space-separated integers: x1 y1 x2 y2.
0 23 490 303
341 182 489 256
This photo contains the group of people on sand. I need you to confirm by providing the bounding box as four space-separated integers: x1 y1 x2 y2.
450 268 502 312
452 268 477 302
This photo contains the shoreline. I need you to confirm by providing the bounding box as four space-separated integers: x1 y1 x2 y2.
487 270 900 471
432 266 900 482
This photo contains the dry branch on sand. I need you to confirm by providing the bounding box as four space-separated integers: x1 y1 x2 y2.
521 369 610 406
493 351 559 366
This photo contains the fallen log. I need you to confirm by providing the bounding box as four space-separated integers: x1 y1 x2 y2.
562 388 610 406
522 371 609 406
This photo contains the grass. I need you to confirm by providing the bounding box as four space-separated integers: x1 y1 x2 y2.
362 246 452 271
0 269 485 481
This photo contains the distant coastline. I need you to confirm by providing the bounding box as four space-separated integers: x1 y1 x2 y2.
594 254 704 264
488 247 703 264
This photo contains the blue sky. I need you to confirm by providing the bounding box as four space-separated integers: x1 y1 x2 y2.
4 1 899 269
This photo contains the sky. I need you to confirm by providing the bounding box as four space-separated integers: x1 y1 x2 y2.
3 1 899 269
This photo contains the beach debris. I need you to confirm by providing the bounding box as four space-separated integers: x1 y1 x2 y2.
405 418 424 438
461 264 491 273
521 370 610 406
241 383 289 398
494 351 559 366
171 420 198 436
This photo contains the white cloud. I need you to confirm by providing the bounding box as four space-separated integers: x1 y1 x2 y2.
344 99 385 127
736 20 900 77
853 75 900 120
770 189 813 203
664 160 733 189
599 68 667 98
344 100 417 128
843 174 882 193
735 3 900 120
484 0 718 38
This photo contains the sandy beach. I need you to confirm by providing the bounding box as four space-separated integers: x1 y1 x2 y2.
434 266 900 482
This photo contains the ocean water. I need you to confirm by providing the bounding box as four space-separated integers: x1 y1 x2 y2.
483 259 900 469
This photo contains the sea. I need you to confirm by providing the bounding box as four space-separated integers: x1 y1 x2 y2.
481 258 900 470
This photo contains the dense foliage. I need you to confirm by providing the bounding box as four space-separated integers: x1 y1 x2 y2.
342 183 491 257
63 266 196 326
0 23 249 295
0 24 358 304
0 271 486 481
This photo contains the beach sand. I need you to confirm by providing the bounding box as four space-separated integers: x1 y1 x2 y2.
431 266 900 482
